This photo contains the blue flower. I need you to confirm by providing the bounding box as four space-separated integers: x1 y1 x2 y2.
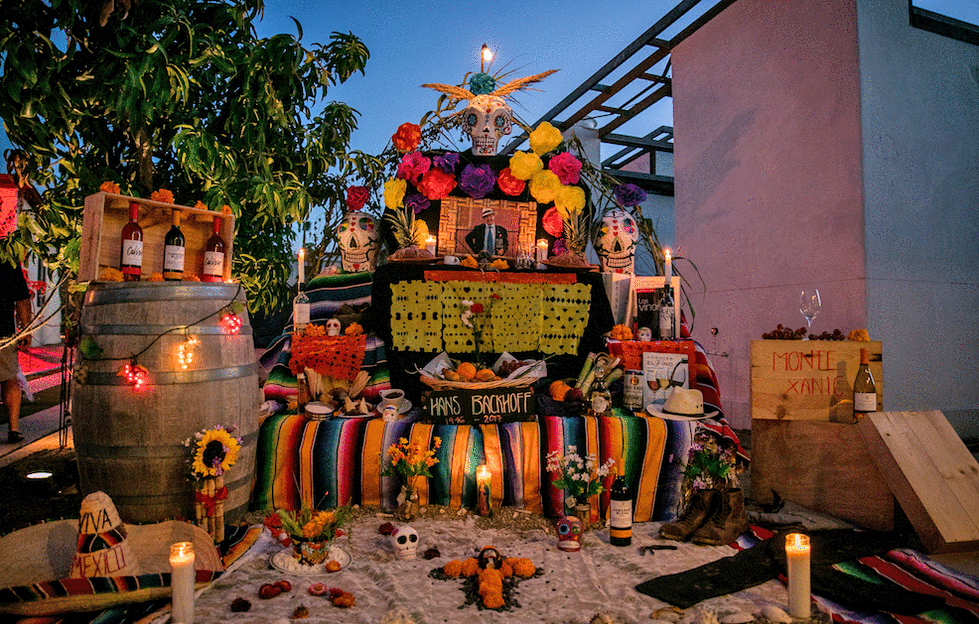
468 72 497 95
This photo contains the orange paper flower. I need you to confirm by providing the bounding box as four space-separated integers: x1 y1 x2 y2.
392 122 422 152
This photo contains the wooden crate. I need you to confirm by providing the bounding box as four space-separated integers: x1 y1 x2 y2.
751 418 895 531
858 411 979 553
79 192 234 283
751 339 883 421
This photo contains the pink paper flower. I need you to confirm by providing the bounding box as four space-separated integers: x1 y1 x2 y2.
548 152 582 185
397 151 431 184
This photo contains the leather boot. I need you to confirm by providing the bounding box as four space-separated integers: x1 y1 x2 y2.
691 488 749 546
659 489 719 541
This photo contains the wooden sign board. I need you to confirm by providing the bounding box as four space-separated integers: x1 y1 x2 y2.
750 340 883 421
422 387 536 425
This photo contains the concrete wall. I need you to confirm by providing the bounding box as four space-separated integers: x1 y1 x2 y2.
671 0 866 428
857 0 979 437
671 0 979 435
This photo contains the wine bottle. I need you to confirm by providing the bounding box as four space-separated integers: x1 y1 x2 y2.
609 460 632 546
659 283 675 340
120 201 143 281
853 347 877 420
588 366 612 418
202 217 225 282
162 209 186 281
293 281 310 335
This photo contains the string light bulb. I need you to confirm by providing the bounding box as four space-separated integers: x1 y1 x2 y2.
480 44 492 72
177 335 199 369
118 358 149 390
220 310 242 334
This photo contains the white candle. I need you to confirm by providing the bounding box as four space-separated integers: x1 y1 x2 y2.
663 248 672 284
425 236 437 255
476 465 491 516
298 247 305 284
785 533 811 618
536 239 548 263
170 541 196 624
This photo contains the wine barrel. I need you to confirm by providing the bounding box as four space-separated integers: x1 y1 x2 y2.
72 281 260 525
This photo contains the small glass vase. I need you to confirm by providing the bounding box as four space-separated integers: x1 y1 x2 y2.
573 503 592 533
396 484 420 522
292 538 332 565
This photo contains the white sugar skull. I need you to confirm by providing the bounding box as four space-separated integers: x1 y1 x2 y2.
390 525 418 560
336 211 381 273
556 515 583 551
325 318 342 337
460 95 513 157
592 208 639 274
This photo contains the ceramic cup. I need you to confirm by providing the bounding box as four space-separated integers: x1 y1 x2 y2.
379 388 405 411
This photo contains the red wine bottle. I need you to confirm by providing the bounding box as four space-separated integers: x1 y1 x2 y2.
120 202 143 281
163 209 185 281
609 460 632 546
202 217 225 282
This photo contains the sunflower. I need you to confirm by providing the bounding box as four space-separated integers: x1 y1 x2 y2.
191 426 241 478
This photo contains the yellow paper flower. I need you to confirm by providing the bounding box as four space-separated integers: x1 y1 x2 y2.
554 185 585 215
384 178 407 209
412 219 430 247
508 151 543 181
529 121 563 155
528 170 562 204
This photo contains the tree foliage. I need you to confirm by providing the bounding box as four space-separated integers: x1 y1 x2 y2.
1 0 372 314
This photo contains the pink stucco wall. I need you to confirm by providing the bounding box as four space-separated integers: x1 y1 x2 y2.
671 0 867 428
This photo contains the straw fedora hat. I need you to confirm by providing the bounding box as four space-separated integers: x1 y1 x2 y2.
646 387 719 420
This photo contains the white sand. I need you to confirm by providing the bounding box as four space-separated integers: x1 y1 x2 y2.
173 515 793 624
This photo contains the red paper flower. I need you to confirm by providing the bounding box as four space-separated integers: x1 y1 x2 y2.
416 168 457 200
471 303 484 314
345 185 369 211
392 122 422 152
497 168 526 196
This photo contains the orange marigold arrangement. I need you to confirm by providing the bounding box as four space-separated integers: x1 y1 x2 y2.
433 545 539 611
99 181 120 194
380 436 442 493
150 188 174 204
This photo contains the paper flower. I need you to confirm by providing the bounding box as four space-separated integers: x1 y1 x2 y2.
404 192 431 215
528 170 562 204
613 183 647 207
433 151 460 174
345 185 370 211
99 181 120 194
497 168 526 196
508 151 543 181
554 185 586 217
383 178 407 209
459 164 496 199
529 121 563 155
468 72 497 95
392 122 422 152
548 152 582 185
397 151 431 184
150 188 174 204
416 168 457 201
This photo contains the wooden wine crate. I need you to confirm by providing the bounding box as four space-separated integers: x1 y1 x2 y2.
79 192 234 283
750 339 883 421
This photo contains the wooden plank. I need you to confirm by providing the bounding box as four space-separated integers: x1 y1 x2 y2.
751 418 894 531
858 411 979 553
750 340 883 421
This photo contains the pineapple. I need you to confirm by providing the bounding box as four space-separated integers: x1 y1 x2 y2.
385 208 435 261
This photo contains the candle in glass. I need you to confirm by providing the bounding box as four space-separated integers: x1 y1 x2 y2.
425 236 437 255
298 247 305 285
536 239 548 263
476 465 491 516
785 533 811 618
170 541 196 624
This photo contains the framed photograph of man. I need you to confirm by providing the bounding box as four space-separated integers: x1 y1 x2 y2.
437 197 537 259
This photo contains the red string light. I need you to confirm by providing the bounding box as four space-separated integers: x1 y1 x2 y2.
220 311 242 334
117 359 150 390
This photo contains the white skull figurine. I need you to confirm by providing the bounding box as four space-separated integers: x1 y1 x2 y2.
593 208 639 274
325 318 342 337
460 95 513 157
390 525 419 560
336 211 381 273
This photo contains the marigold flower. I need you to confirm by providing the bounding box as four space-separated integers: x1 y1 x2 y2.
443 559 464 578
460 558 480 577
508 151 543 181
150 188 174 204
529 121 563 155
99 181 120 194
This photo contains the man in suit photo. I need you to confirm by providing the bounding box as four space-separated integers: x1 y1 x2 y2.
464 206 508 256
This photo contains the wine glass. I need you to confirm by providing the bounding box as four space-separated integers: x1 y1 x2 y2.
799 289 821 339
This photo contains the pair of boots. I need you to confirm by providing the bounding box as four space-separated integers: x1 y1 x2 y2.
659 488 749 545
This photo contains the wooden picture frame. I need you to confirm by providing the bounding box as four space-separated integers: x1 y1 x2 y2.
437 197 537 259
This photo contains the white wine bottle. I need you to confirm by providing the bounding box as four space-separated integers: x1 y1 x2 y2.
609 460 632 546
853 347 877 420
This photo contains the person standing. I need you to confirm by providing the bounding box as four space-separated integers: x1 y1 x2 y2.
1 260 32 444
464 207 508 256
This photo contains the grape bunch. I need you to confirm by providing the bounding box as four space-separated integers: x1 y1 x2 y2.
808 329 846 341
761 324 807 340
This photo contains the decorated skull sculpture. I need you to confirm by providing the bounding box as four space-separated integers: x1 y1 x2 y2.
390 525 419 560
325 318 342 337
556 515 583 552
336 211 381 273
460 95 513 157
592 208 639 274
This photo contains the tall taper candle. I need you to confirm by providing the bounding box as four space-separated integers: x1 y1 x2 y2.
298 247 305 285
663 248 672 284
785 533 811 618
170 541 196 624
476 464 491 516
